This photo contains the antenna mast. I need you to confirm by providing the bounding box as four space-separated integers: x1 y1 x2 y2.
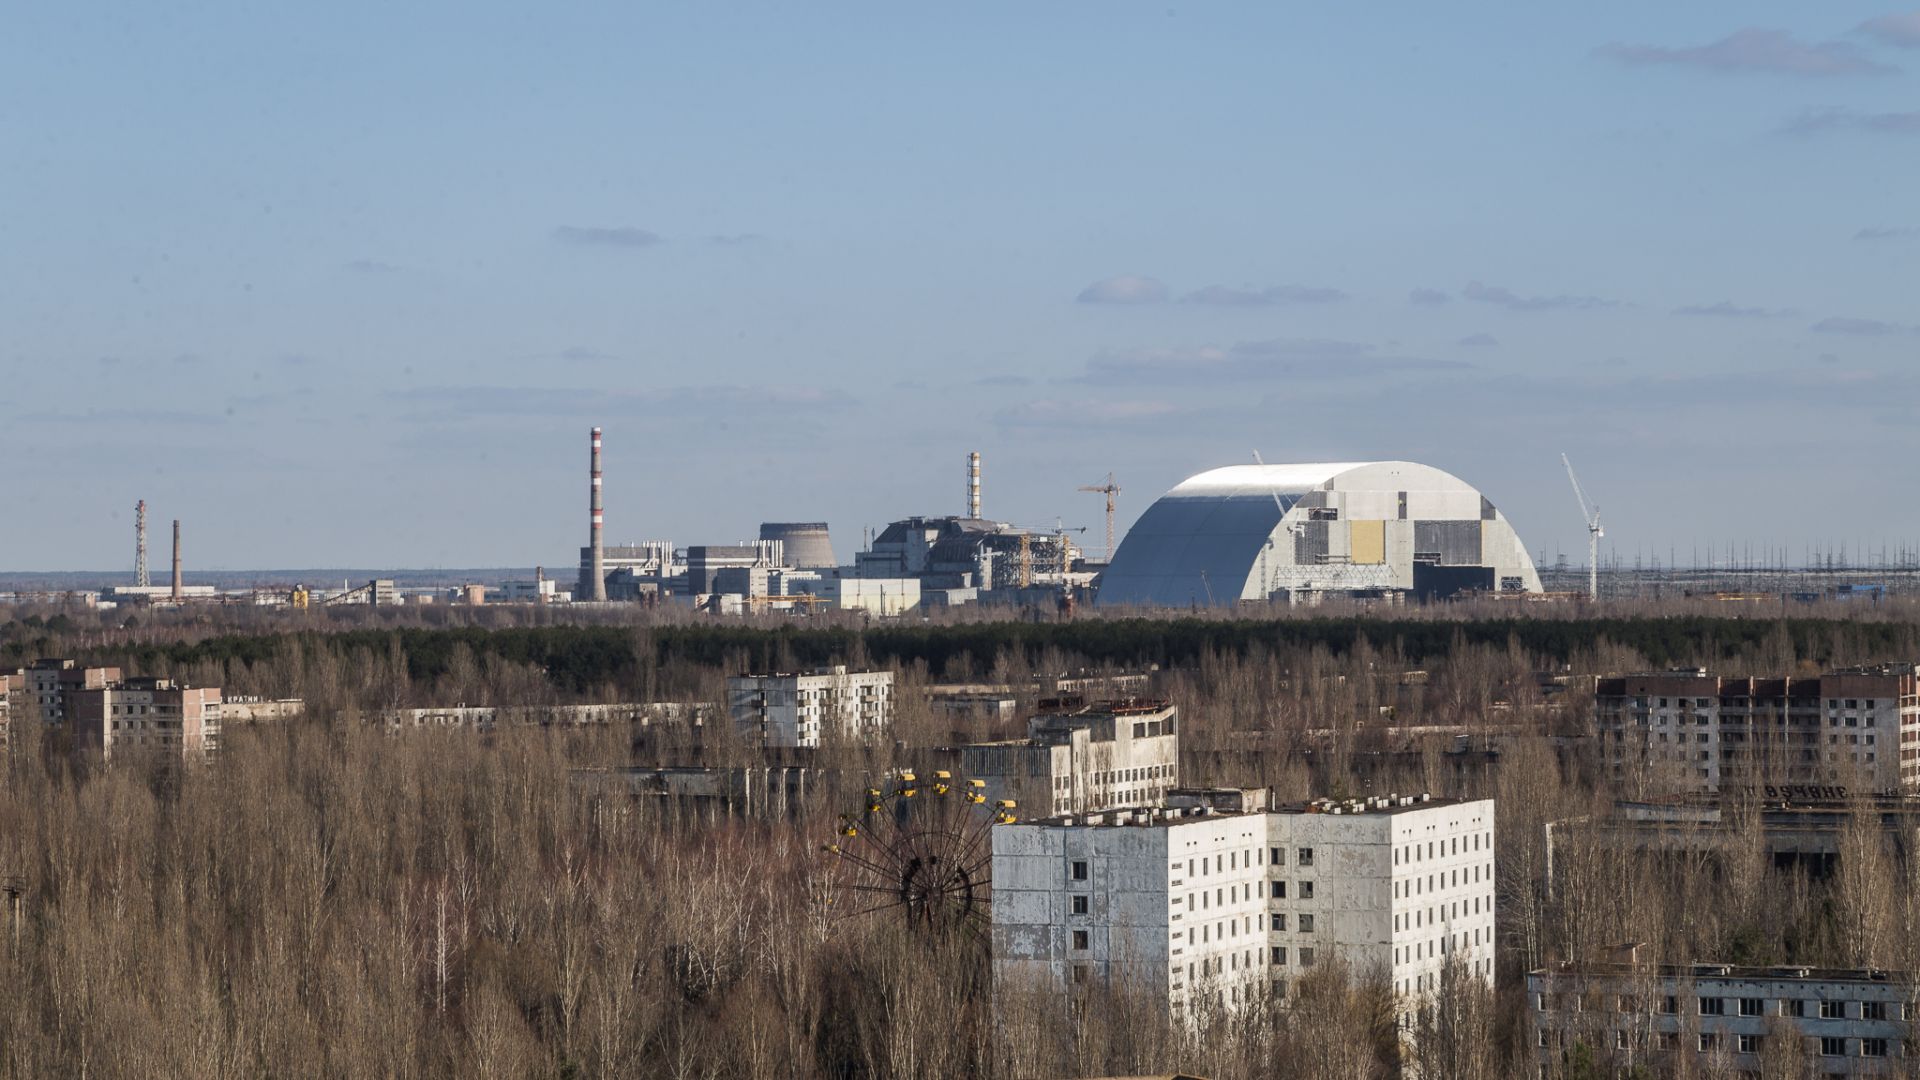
135 500 149 587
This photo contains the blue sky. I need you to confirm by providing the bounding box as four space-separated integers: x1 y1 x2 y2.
3 2 1916 572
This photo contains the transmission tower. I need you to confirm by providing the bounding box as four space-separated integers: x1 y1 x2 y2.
135 500 149 588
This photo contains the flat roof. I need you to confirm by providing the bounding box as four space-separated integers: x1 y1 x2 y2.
1534 962 1911 986
1013 793 1474 827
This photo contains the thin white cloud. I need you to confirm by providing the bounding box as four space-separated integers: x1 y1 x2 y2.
1181 284 1346 306
1813 316 1919 336
1457 333 1500 347
995 398 1187 429
1076 275 1169 305
1858 11 1920 48
553 225 664 248
1409 288 1452 305
1781 108 1920 135
1598 28 1895 76
1672 301 1787 318
1083 338 1467 384
1463 281 1624 312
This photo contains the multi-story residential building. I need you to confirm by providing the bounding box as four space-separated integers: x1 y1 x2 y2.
726 666 893 748
1530 957 1916 1076
65 677 222 761
1593 664 1920 796
991 790 1495 1018
20 659 122 725
961 698 1180 817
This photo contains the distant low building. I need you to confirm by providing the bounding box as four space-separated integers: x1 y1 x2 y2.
726 666 894 748
802 576 921 616
378 702 648 731
574 765 823 820
219 697 306 724
1530 954 1915 1076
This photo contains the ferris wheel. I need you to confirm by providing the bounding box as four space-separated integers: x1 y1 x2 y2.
822 770 1016 938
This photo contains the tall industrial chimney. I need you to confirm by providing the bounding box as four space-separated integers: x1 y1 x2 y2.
170 519 182 601
135 500 149 588
967 451 981 519
589 427 607 601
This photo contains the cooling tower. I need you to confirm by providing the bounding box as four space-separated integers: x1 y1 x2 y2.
759 522 837 569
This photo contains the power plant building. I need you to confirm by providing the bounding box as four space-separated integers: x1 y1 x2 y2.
1095 461 1541 607
759 523 837 570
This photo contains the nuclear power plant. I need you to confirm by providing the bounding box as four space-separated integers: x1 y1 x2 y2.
759 523 837 570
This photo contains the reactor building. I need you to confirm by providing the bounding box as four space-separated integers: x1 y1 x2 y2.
1094 460 1541 606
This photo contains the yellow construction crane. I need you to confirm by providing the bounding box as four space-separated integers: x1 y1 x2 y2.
1078 473 1120 562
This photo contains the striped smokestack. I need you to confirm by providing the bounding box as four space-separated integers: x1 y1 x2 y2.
171 519 182 601
967 451 981 519
589 427 606 601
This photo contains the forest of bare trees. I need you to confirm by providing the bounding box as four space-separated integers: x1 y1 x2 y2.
4 604 1919 1077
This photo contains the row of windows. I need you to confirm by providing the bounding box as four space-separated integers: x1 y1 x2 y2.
1394 896 1486 930
1093 764 1173 787
1394 832 1490 866
1642 696 1880 710
1168 846 1310 883
1396 927 1484 965
1542 992 1902 1021
1544 1028 1892 1059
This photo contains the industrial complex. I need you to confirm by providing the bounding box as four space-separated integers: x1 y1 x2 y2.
19 424 1920 614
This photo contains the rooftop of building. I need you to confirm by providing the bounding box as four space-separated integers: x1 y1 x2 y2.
1034 696 1172 718
1601 662 1918 685
1013 789 1465 827
730 665 890 680
1534 959 1912 987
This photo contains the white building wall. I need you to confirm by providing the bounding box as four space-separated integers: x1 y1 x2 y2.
726 668 894 748
991 797 1496 1019
1531 966 1915 1076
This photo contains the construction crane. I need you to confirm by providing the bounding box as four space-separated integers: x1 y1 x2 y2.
1562 453 1604 600
1077 474 1121 563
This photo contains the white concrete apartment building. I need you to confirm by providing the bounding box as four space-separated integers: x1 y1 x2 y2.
960 699 1180 818
1594 664 1920 796
991 790 1495 1017
726 666 893 749
1530 958 1916 1076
